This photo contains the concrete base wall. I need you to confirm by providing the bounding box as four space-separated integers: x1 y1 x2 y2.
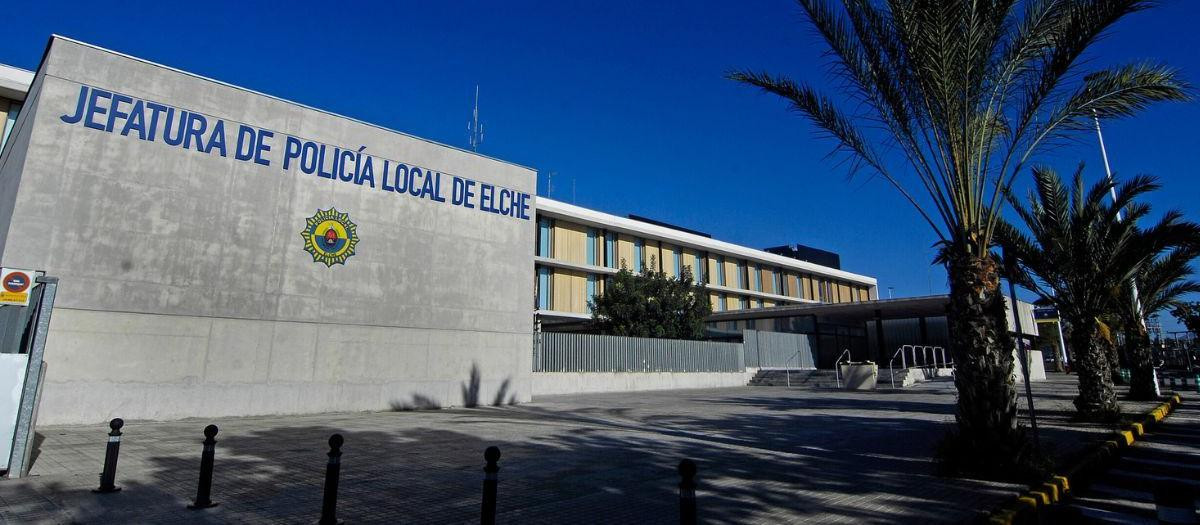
531 371 755 397
38 309 532 425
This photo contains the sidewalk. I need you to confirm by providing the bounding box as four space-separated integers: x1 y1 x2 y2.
0 374 1169 523
1067 394 1199 523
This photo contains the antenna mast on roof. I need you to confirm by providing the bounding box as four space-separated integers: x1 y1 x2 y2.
467 85 484 152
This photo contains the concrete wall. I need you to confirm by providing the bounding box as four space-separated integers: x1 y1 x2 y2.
0 38 535 424
531 371 756 397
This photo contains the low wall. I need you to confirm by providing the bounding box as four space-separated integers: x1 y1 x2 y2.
531 371 755 397
38 309 532 425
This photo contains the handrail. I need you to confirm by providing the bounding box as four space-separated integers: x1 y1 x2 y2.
889 345 951 388
833 349 852 389
783 350 802 388
889 345 912 389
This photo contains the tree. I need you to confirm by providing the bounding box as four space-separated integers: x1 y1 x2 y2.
997 167 1200 419
590 261 712 340
1119 247 1200 399
1174 302 1200 335
728 0 1187 475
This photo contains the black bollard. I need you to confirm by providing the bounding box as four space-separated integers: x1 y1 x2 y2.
93 418 124 493
678 459 697 525
187 424 220 509
319 434 344 525
481 446 501 525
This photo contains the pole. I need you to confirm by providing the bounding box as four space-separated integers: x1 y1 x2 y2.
1094 112 1157 394
1004 250 1040 447
1055 318 1070 368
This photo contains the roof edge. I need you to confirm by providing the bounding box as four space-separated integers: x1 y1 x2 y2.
43 34 537 173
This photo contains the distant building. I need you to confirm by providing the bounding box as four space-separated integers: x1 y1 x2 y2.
0 63 33 151
762 243 841 270
534 198 877 326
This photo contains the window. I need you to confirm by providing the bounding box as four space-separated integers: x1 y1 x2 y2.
753 264 762 291
717 255 726 286
756 299 764 309
739 297 749 310
695 253 705 283
585 274 596 313
586 229 597 266
633 238 644 272
537 218 552 257
605 232 616 268
717 293 726 312
737 261 747 289
2 101 21 151
674 248 682 277
771 269 780 294
536 267 551 310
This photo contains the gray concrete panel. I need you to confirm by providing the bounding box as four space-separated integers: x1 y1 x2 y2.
0 37 535 423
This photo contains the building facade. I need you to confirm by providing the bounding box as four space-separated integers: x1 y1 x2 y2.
534 198 878 324
0 64 32 152
0 37 535 424
0 37 884 425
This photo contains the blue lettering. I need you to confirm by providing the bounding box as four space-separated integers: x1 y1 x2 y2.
338 149 355 182
419 169 435 198
393 164 409 193
517 192 530 219
452 177 466 205
120 100 146 139
235 125 256 161
464 179 476 209
145 102 167 142
83 88 111 131
282 136 302 170
408 167 423 196
480 183 495 213
61 85 87 124
105 93 132 132
498 188 511 216
431 172 446 202
355 149 374 187
254 130 272 166
380 160 394 191
163 108 186 146
317 145 335 179
300 141 319 174
183 113 207 150
205 120 227 156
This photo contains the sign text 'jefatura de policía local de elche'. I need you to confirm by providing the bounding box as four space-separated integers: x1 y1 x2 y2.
58 84 533 220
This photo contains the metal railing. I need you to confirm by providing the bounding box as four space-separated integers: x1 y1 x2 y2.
888 345 950 389
833 349 852 389
533 332 744 373
783 350 804 388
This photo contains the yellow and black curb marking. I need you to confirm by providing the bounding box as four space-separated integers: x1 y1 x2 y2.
986 394 1183 525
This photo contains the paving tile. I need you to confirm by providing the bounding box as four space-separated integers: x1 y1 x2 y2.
0 374 1172 523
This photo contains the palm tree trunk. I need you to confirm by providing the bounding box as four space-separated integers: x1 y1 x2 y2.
1069 318 1121 419
946 253 1020 443
1126 324 1158 400
1105 336 1125 385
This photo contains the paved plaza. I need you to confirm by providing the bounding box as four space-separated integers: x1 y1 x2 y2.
0 374 1180 524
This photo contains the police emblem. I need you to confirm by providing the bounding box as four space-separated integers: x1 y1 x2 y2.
300 208 359 267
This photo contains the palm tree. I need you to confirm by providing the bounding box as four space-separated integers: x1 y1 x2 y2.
1119 247 1200 399
729 0 1187 465
997 167 1200 419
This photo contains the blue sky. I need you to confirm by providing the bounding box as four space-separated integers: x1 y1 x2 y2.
5 1 1198 332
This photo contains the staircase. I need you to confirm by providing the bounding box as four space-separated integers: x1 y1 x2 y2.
747 369 841 389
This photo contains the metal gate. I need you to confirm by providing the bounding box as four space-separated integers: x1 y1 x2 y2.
1 276 57 478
